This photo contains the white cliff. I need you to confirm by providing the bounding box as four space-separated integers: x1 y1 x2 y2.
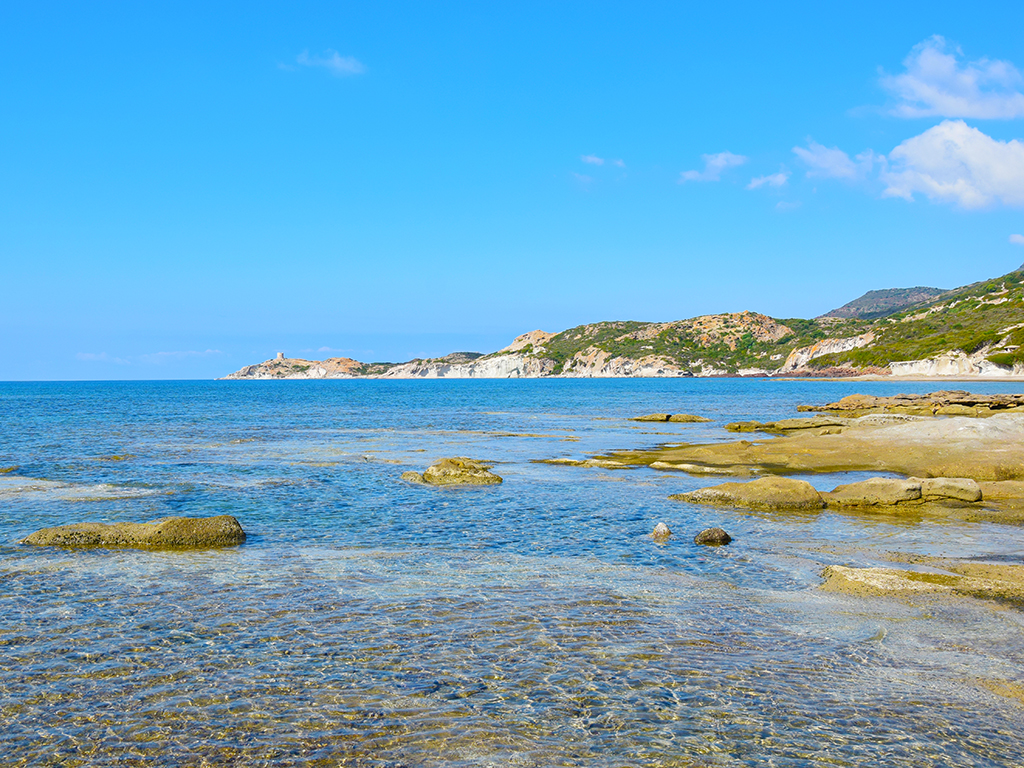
779 333 875 373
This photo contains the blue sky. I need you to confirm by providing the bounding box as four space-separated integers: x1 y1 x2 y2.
2 1 1023 379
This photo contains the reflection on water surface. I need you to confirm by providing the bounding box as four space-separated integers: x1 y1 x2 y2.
1 379 1023 766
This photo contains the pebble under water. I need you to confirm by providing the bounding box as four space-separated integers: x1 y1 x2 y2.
1 378 1023 767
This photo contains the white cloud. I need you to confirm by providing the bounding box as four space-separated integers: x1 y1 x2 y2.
880 36 1024 119
747 170 790 190
581 155 604 165
793 141 878 179
882 119 1024 208
612 159 626 168
679 151 747 182
571 172 592 184
296 49 365 77
1010 234 1024 245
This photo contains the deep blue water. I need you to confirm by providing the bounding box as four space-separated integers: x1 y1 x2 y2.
1 378 1023 766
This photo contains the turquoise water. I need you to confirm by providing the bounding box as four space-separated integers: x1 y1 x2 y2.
2 379 1023 766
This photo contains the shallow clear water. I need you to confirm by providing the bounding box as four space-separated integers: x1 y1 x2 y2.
1 378 1023 766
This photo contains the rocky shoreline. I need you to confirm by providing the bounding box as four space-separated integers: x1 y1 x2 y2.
551 390 1024 606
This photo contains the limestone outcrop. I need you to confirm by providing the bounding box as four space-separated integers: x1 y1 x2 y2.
631 413 711 423
605 413 1024 482
779 333 874 373
821 561 1024 604
673 475 983 512
21 515 246 549
798 390 1024 417
672 476 825 511
402 457 503 486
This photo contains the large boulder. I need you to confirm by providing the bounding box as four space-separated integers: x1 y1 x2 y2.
825 478 922 507
21 515 246 549
405 457 503 486
671 476 825 511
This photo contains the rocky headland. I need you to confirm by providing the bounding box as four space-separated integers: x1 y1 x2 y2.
224 264 1024 380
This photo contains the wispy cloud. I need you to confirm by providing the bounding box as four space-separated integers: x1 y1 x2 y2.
581 154 605 165
294 49 366 77
76 352 130 365
793 141 878 180
880 36 1024 119
747 170 790 190
1010 234 1024 245
612 159 626 168
679 151 747 182
882 119 1024 208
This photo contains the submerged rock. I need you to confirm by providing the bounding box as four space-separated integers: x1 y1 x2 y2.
694 527 732 545
405 457 503 486
651 522 672 540
671 476 825 511
537 457 630 469
820 561 1024 604
21 515 246 550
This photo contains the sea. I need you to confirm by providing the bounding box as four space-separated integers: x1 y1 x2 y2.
1 378 1023 767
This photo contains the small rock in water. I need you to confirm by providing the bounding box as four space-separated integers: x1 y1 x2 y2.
651 522 672 540
694 527 732 546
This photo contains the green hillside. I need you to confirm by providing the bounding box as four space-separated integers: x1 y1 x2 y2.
507 313 870 375
809 268 1024 370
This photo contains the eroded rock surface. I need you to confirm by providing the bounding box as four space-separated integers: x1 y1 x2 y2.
798 390 1024 417
672 476 825 511
825 478 922 507
821 561 1024 605
21 515 246 549
605 413 1024 482
631 413 711 423
404 457 503 486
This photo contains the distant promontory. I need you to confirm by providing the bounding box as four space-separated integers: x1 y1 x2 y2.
223 265 1024 380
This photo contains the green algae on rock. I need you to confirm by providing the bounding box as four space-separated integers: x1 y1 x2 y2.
21 515 246 549
403 457 503 486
